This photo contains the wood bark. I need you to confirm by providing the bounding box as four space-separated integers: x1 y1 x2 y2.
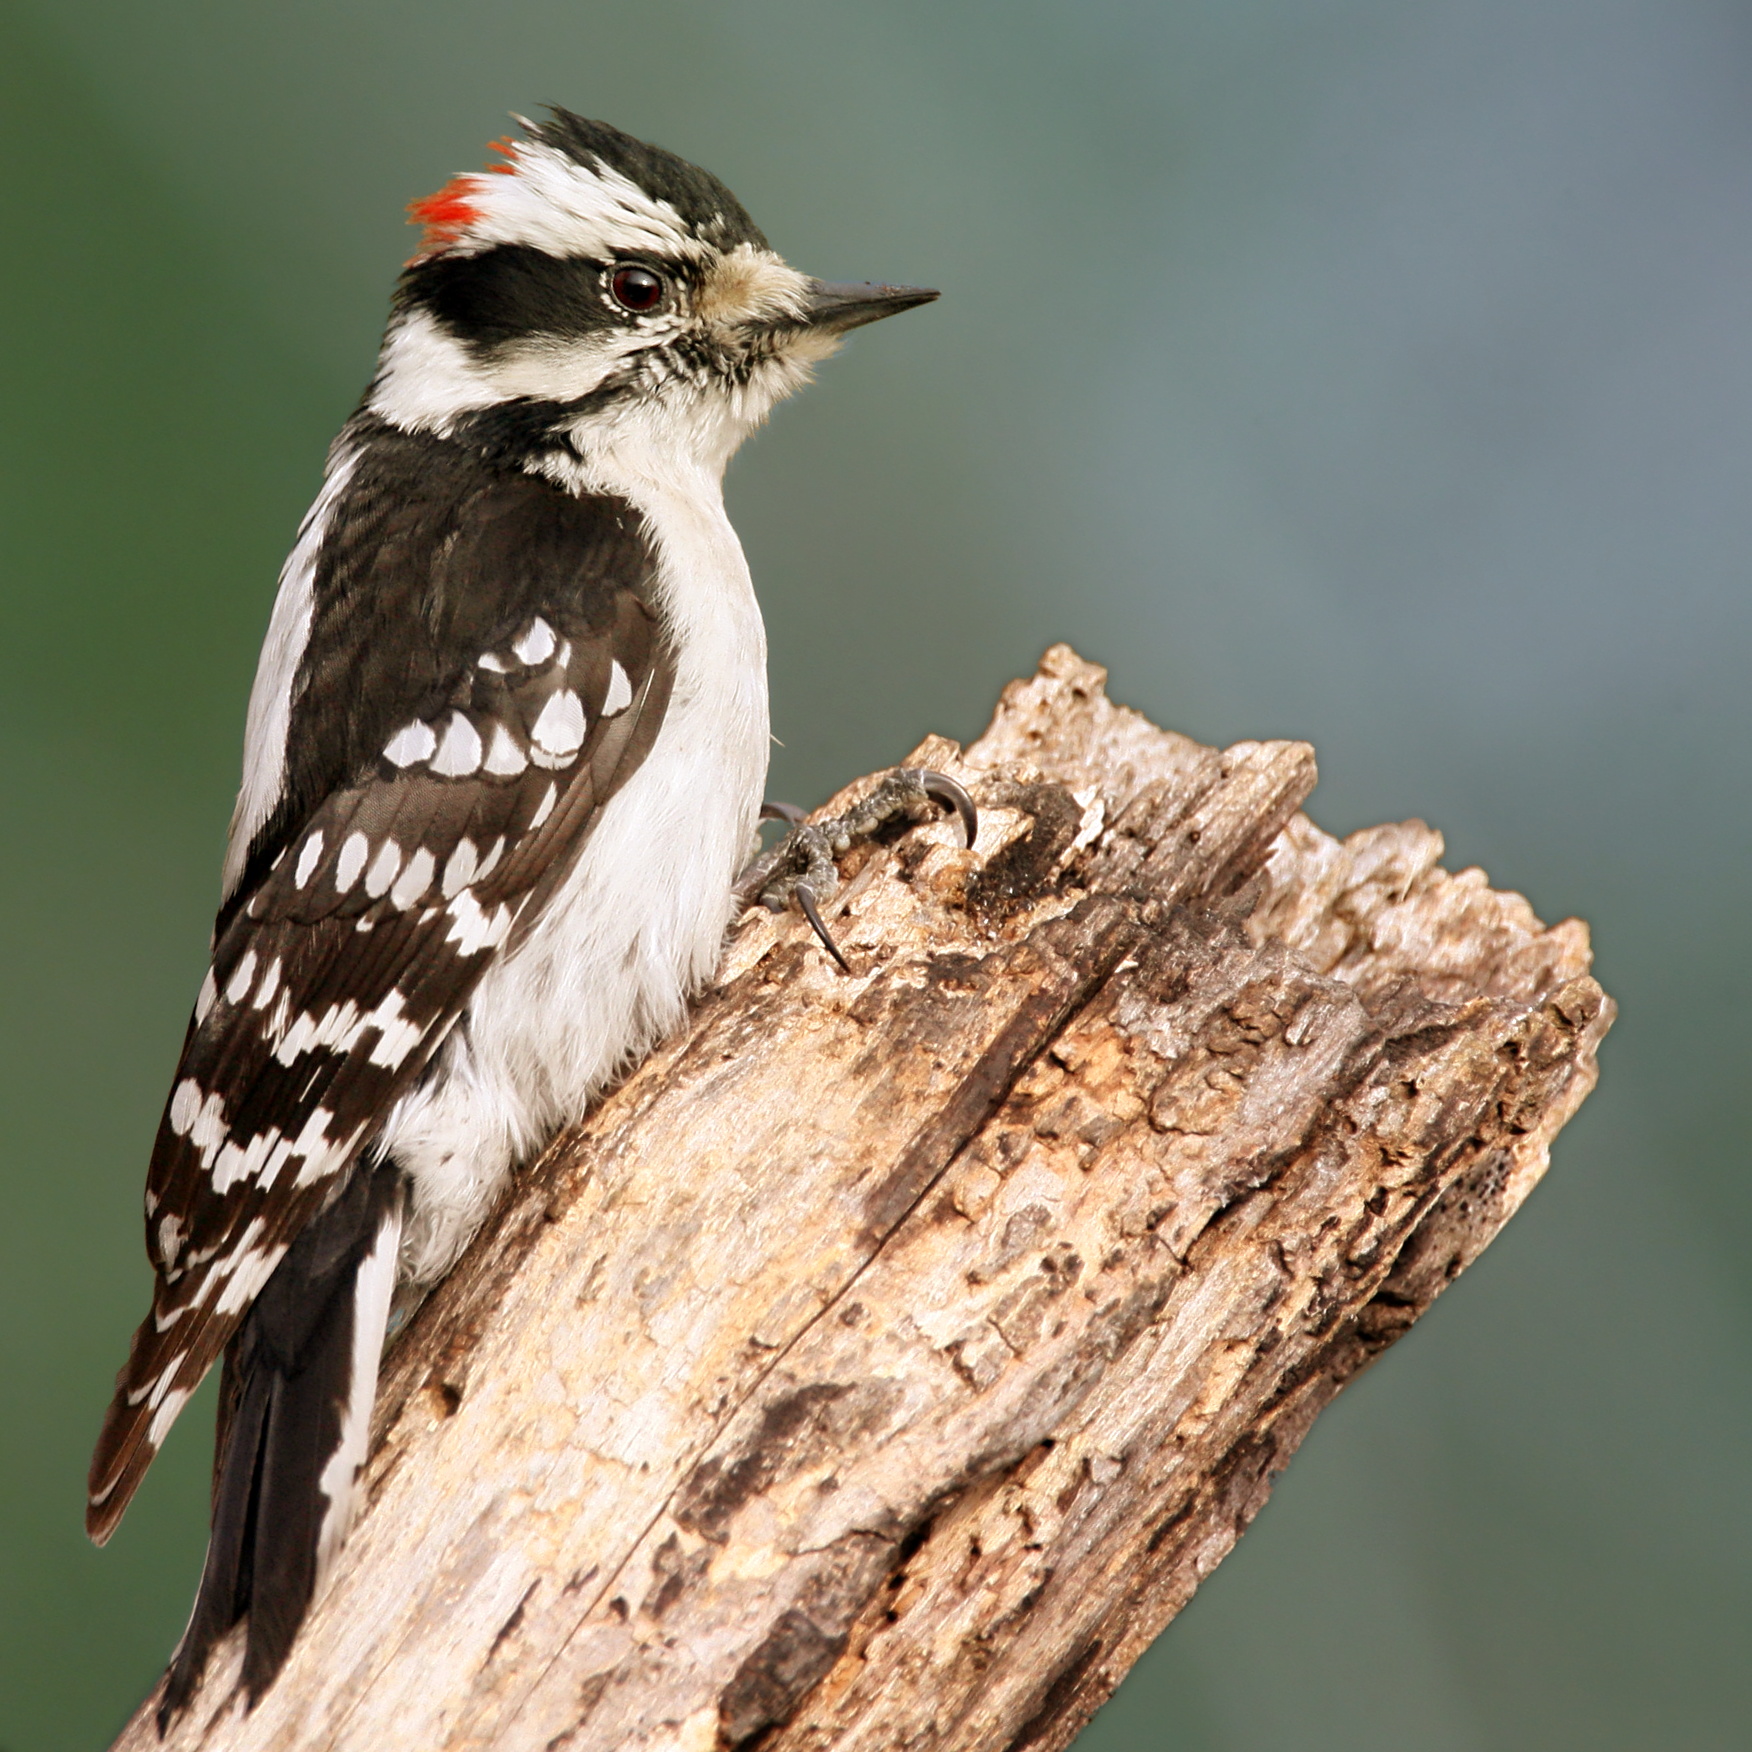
117 645 1612 1752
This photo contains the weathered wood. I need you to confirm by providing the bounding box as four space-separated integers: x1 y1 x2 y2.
116 645 1610 1752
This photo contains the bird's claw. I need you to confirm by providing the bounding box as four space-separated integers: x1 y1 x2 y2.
736 767 979 972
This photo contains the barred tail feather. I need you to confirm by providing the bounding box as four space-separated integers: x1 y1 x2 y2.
159 1162 403 1727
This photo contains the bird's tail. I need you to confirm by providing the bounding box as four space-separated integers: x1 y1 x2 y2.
159 1160 403 1729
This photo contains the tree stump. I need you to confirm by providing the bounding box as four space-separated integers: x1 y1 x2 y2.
117 645 1611 1752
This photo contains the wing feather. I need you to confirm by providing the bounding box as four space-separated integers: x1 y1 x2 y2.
88 588 671 1539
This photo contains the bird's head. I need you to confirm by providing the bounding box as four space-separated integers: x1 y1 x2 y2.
368 111 936 481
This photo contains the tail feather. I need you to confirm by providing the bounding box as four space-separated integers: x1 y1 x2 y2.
160 1162 403 1728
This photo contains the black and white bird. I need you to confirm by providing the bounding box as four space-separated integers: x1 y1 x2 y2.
86 110 946 1721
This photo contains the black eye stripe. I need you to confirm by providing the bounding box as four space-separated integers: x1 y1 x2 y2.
404 244 621 347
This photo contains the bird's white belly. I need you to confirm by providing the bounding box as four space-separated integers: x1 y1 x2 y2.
383 463 769 1284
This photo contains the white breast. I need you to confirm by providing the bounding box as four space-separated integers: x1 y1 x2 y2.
384 448 769 1284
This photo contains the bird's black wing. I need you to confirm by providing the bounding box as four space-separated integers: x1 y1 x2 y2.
88 451 673 1541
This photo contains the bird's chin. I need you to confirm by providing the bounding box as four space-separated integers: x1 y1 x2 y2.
769 326 848 371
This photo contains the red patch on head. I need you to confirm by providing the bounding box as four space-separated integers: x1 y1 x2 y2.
406 175 484 258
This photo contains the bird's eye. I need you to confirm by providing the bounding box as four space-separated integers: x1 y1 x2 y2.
610 265 666 313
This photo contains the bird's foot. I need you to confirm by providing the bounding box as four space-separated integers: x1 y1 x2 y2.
735 768 978 972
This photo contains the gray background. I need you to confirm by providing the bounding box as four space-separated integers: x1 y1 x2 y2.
2 2 1748 1747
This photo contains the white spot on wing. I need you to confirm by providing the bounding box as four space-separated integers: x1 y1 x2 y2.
531 689 586 759
211 1218 291 1315
253 956 283 1010
195 968 218 1023
483 722 528 776
603 661 634 716
170 1080 230 1169
169 1079 201 1135
529 783 557 830
391 847 436 909
478 650 510 673
365 839 403 898
295 831 325 888
273 997 373 1065
513 618 557 666
147 1384 193 1451
365 990 426 1068
431 712 483 777
289 1108 344 1187
224 951 258 1006
445 891 513 955
336 831 369 892
384 720 438 768
211 1126 292 1195
157 1213 185 1269
442 839 479 899
475 837 506 882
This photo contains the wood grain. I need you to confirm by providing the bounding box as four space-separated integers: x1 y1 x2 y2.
117 645 1610 1752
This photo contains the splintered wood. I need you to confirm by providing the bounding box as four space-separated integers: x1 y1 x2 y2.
121 646 1611 1752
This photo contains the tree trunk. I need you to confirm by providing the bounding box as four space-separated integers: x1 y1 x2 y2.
117 645 1612 1752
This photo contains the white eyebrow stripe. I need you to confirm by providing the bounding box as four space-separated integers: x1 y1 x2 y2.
448 140 704 263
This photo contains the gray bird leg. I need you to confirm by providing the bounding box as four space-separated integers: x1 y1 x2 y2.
735 769 978 971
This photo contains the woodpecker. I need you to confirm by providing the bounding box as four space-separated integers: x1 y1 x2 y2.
86 110 948 1722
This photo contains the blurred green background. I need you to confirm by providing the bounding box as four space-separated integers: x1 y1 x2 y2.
3 2 1749 1747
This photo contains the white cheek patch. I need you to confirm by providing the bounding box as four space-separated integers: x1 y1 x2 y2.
486 332 647 406
368 309 500 437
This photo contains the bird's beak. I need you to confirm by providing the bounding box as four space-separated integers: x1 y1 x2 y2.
797 280 940 333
